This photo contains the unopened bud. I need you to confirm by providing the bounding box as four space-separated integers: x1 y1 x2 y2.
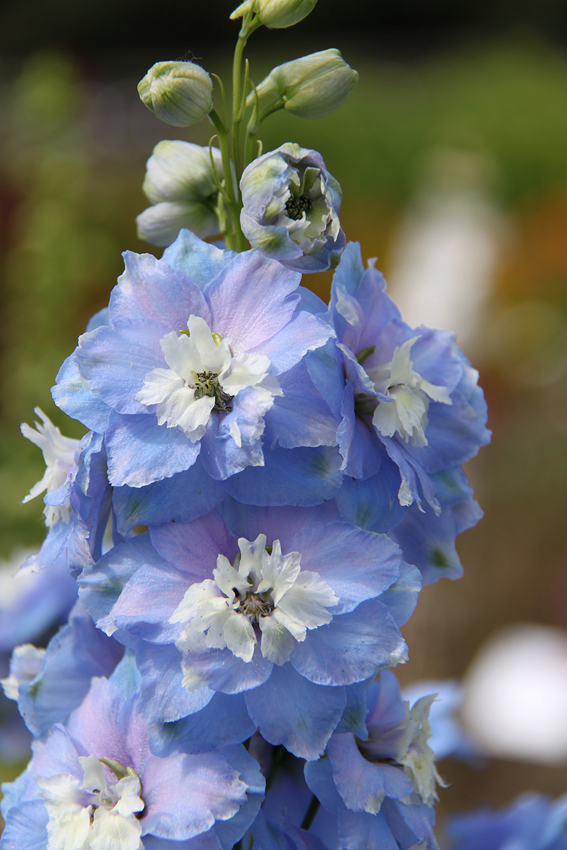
137 61 213 127
137 141 224 246
230 0 317 29
253 49 358 119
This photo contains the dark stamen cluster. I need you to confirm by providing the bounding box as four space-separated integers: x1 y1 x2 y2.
194 370 233 412
236 593 275 623
285 194 312 221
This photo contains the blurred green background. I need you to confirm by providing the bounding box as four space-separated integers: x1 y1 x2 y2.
2 0 567 826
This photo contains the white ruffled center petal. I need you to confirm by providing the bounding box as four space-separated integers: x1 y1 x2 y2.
170 533 339 668
20 408 80 527
35 756 144 850
136 315 278 442
367 337 452 447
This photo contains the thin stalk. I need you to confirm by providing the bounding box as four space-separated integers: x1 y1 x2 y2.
300 795 321 831
209 108 247 251
232 15 261 180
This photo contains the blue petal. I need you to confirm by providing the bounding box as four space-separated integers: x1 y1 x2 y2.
52 352 111 432
113 459 226 534
136 643 214 724
267 361 338 450
335 458 407 535
18 603 122 738
148 693 256 756
221 445 343 506
77 321 165 415
162 230 237 286
290 598 407 686
105 411 200 488
244 664 346 760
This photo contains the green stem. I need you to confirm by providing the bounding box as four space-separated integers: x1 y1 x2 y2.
232 16 261 180
300 795 320 831
209 108 247 251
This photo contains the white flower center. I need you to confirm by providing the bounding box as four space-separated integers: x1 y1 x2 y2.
136 314 279 443
21 408 79 527
170 533 339 668
366 337 451 447
35 756 144 850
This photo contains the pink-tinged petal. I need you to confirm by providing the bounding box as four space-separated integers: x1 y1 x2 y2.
110 251 211 330
141 750 247 840
248 311 334 375
150 513 236 581
204 251 302 353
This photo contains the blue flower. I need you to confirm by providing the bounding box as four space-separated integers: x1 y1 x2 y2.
1 672 265 850
240 143 346 272
305 670 442 850
53 232 336 509
78 502 416 760
318 242 490 514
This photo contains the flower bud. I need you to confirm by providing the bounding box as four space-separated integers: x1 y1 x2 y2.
253 49 358 119
137 141 224 246
240 142 345 272
230 0 317 29
137 61 213 126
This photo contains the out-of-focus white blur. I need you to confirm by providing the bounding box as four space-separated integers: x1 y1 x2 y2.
388 150 507 354
461 624 567 764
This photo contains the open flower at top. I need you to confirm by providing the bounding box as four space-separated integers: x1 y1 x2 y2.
53 231 335 496
240 143 345 272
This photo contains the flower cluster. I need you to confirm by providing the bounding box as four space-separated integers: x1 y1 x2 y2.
1 2 491 848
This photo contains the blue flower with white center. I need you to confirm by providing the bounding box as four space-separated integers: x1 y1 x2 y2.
78 501 418 760
316 241 490 514
240 143 346 272
305 670 442 850
53 231 338 513
1 672 265 850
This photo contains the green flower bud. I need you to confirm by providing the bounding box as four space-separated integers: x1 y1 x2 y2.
137 61 213 126
230 0 317 29
252 48 358 119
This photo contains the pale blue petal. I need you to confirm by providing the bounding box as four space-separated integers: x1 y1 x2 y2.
77 321 165 415
162 229 237 286
52 352 111 432
289 521 401 614
291 598 407 686
136 643 214 724
244 664 346 759
105 412 200 487
148 693 256 756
